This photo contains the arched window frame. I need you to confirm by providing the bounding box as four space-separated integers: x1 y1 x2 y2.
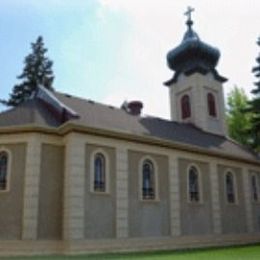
0 147 11 193
139 156 159 201
187 164 203 203
90 149 110 194
207 92 217 118
251 172 260 203
224 170 238 204
181 94 191 119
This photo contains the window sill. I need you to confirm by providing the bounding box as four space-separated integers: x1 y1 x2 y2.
90 190 110 196
187 200 204 205
140 198 160 203
0 189 9 194
225 202 239 206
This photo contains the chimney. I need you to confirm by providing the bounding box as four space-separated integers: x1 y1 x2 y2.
127 101 143 116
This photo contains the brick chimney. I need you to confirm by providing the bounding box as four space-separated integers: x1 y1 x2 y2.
127 101 143 116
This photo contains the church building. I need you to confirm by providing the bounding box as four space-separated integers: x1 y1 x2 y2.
0 10 260 256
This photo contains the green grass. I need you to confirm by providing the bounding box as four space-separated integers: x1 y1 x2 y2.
2 245 260 260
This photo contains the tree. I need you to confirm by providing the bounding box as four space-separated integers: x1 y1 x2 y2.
1 36 54 107
226 86 252 146
247 37 260 151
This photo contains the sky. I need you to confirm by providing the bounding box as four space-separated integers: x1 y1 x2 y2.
0 0 259 119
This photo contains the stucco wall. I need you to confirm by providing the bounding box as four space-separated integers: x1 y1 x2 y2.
128 151 170 238
218 165 247 234
38 144 64 240
84 144 116 239
179 158 213 235
0 143 26 240
249 171 260 232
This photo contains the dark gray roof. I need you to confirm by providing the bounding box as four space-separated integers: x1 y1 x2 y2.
0 91 259 163
0 99 61 128
165 21 227 86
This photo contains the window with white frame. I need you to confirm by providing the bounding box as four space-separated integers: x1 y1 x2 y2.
0 151 8 191
188 166 200 202
251 174 260 202
207 92 217 117
142 159 155 200
90 149 110 194
225 171 236 204
94 153 105 192
181 94 191 119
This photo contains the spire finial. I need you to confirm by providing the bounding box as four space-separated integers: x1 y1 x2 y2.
184 6 195 29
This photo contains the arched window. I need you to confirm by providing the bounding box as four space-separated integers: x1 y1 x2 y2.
251 175 259 202
94 153 106 192
142 160 155 200
0 151 8 191
181 94 191 119
207 93 217 117
188 166 200 202
226 172 236 203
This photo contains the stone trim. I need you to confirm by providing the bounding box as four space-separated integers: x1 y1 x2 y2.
116 146 128 238
209 161 222 234
22 135 42 240
63 133 85 240
169 154 181 236
66 133 259 171
242 167 254 233
0 126 259 167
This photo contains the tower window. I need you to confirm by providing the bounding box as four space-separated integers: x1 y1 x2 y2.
142 159 155 200
188 166 200 202
0 151 8 191
225 172 236 204
207 93 217 117
181 94 191 119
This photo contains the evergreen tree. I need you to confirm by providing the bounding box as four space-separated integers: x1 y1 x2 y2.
248 37 260 151
226 86 252 146
1 36 54 107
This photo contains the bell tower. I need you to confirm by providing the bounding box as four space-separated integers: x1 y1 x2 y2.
165 7 228 136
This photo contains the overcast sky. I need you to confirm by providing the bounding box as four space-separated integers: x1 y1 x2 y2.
0 0 259 118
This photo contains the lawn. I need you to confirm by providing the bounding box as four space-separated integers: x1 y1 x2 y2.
2 245 260 260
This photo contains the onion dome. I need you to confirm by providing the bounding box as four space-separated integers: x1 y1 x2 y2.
165 9 227 85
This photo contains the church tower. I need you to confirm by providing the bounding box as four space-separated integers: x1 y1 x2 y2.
165 8 228 136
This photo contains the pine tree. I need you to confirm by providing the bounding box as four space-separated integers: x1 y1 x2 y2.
226 86 252 146
1 36 54 107
248 37 260 151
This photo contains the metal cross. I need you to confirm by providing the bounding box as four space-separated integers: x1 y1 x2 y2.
184 6 195 22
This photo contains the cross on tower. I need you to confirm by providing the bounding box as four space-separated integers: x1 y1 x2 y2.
184 6 194 21
184 6 194 28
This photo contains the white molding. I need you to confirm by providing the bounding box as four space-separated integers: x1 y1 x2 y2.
115 146 128 238
64 133 260 172
89 148 110 194
63 133 85 240
242 167 254 233
209 160 222 234
169 154 181 236
22 135 42 240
